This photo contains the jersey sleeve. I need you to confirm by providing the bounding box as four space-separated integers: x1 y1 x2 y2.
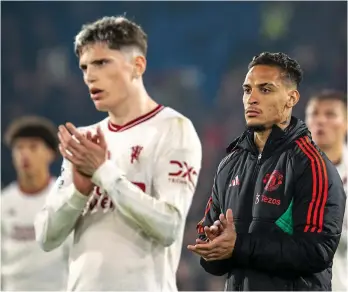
91 116 202 246
34 158 90 251
152 116 202 220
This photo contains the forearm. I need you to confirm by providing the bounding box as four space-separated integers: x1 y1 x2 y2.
92 160 182 246
231 231 339 274
34 186 89 251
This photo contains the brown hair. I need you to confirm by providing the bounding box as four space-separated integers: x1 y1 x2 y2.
74 16 148 57
4 116 58 154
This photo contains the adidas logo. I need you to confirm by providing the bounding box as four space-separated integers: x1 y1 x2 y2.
229 175 240 187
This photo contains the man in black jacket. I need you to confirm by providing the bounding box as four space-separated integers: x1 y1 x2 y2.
188 52 346 291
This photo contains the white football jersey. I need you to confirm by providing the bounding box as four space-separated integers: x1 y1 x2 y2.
332 146 348 292
34 106 202 291
1 179 69 291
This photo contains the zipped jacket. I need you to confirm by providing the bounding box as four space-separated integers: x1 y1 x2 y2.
197 117 346 291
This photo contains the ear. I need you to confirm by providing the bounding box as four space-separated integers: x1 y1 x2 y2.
286 90 300 108
133 55 146 78
343 115 348 134
47 148 56 164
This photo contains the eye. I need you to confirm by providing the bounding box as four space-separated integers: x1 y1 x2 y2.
261 88 271 93
326 112 336 118
80 65 87 72
243 87 251 94
95 59 109 67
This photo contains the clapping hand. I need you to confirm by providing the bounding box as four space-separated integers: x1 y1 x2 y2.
188 209 237 261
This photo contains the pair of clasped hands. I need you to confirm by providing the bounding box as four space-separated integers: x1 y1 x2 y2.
187 209 237 261
57 122 108 195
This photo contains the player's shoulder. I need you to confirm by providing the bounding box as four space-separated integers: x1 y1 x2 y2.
154 107 201 149
1 181 19 200
292 136 339 180
292 135 325 164
156 107 196 132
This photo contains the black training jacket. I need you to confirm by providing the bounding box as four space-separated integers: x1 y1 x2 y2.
197 117 346 291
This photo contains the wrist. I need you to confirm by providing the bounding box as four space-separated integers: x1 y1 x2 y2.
92 160 124 188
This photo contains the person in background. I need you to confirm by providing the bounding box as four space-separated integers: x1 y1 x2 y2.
305 89 347 291
1 115 69 291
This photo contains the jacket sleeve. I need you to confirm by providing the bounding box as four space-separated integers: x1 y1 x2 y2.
198 157 232 276
231 146 346 274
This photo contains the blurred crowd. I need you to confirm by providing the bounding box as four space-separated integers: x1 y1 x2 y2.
1 2 346 290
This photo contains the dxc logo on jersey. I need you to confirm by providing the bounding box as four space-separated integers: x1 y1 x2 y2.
130 146 143 164
168 160 197 186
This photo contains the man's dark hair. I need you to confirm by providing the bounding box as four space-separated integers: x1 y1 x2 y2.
309 89 347 112
4 116 58 155
248 52 303 87
74 16 148 57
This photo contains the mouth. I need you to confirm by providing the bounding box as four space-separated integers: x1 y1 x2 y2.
22 162 30 169
90 88 104 100
245 108 261 117
315 129 325 136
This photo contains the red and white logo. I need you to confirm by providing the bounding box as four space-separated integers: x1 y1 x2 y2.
130 146 143 164
255 193 281 205
263 170 283 192
168 160 197 186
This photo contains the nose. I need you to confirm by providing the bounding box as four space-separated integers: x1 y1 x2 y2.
17 150 31 167
247 90 259 105
19 149 31 160
84 67 97 84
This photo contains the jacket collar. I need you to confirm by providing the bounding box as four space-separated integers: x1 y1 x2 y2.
226 116 309 157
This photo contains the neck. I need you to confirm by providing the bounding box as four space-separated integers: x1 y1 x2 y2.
18 170 51 195
321 143 344 165
254 118 290 153
108 82 158 125
254 129 272 153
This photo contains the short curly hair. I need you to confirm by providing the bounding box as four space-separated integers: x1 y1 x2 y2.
248 52 303 87
74 16 148 57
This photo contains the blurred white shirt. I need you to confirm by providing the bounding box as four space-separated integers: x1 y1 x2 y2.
1 179 69 291
332 146 348 292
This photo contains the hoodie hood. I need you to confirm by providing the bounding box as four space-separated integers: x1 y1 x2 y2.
226 116 309 157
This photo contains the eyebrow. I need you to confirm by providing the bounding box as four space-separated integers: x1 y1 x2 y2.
79 58 109 69
242 83 277 88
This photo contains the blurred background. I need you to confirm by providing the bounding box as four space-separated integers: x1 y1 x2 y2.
1 1 347 290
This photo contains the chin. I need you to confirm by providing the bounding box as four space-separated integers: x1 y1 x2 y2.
94 103 109 112
246 121 267 132
312 136 330 148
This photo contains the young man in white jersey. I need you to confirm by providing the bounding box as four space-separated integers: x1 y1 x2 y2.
2 116 69 291
305 90 347 291
34 16 202 291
